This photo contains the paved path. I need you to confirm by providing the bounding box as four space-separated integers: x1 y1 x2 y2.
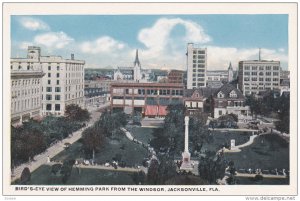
235 172 287 179
209 128 259 132
223 134 259 153
44 162 146 173
11 103 109 183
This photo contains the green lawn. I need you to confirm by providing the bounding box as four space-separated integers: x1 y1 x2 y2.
13 165 135 185
224 134 289 170
202 131 252 152
128 126 156 144
53 132 148 167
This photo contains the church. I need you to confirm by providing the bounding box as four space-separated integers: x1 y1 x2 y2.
113 49 150 82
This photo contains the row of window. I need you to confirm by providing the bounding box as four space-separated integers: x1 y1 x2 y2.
193 78 205 82
193 50 206 54
11 97 40 112
244 77 279 82
134 89 183 96
45 87 61 92
244 72 279 76
12 88 40 97
193 69 205 73
192 73 205 77
243 66 280 71
192 83 205 87
12 79 40 86
66 64 84 72
46 103 61 111
192 64 205 68
193 60 205 64
66 79 84 85
48 66 60 71
193 55 205 59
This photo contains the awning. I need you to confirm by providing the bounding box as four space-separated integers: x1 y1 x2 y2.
158 106 167 116
145 105 158 116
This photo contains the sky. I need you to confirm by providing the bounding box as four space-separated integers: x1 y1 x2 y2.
11 15 288 70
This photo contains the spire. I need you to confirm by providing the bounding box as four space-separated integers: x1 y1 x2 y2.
259 48 261 61
134 49 141 67
228 62 233 70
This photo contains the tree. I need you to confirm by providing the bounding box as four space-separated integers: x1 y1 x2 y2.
65 104 90 122
198 151 226 184
82 126 105 161
20 167 31 184
132 171 146 185
157 156 177 184
147 159 160 185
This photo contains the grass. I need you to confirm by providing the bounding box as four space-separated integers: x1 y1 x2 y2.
13 165 135 185
224 134 289 170
127 126 156 144
202 131 252 152
53 132 148 167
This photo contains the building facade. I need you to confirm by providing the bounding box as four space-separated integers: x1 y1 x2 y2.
110 82 184 117
11 57 45 125
167 70 185 84
12 46 85 117
213 84 251 122
187 43 207 89
238 60 280 95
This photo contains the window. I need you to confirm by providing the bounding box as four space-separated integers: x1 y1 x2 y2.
48 80 51 85
251 72 257 76
244 72 250 76
55 104 60 111
46 87 52 92
273 66 279 70
219 110 222 116
266 72 271 76
259 66 264 70
229 90 237 98
55 87 61 92
57 66 60 71
56 73 60 78
273 72 279 76
46 104 52 111
48 73 51 77
217 92 225 98
259 78 264 81
259 72 264 76
48 66 51 71
252 66 257 70
55 95 61 100
56 80 59 85
266 66 271 70
252 77 257 81
245 66 250 70
46 95 52 100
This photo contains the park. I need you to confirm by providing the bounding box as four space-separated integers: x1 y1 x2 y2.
11 100 290 185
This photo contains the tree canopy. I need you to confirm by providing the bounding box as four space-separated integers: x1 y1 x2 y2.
65 104 90 122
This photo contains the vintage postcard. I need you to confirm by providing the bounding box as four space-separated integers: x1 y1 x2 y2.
2 2 298 199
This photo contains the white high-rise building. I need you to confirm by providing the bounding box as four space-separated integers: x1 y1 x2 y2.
11 51 45 125
12 46 85 118
186 43 207 89
238 58 280 95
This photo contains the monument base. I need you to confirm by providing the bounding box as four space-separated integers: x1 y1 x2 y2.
180 151 193 171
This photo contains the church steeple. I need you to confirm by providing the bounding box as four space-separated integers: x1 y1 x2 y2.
134 49 141 67
228 62 233 70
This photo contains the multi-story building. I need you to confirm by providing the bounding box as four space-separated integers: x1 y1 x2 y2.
167 70 185 84
186 43 207 89
40 53 85 116
11 57 45 125
110 82 184 117
238 59 280 95
212 84 251 122
12 46 85 117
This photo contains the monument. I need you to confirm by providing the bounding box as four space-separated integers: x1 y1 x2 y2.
230 139 236 150
180 116 193 170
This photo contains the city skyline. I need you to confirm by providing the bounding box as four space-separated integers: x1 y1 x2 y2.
11 15 288 70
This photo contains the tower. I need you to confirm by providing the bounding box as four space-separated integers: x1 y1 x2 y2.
228 62 234 83
27 46 41 60
180 116 193 171
134 49 141 82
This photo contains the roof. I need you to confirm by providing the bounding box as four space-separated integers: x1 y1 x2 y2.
184 87 218 98
213 84 244 99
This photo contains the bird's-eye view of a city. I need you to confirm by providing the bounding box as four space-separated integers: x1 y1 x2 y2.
8 13 292 188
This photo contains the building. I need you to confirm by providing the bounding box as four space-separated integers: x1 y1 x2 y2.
279 70 290 96
167 70 185 84
13 46 85 117
228 62 234 83
184 87 216 115
186 43 207 89
110 82 184 117
238 54 280 95
212 84 251 122
11 56 45 125
113 49 151 82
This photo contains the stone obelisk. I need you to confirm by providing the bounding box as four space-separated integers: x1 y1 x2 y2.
180 116 193 170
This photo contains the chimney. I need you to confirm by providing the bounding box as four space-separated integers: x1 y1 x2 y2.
71 54 74 60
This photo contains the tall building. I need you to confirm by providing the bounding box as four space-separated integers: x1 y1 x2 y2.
186 43 207 89
167 70 185 84
12 46 85 118
238 51 280 95
40 52 85 116
11 54 45 125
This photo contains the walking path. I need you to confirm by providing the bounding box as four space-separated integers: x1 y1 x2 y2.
235 172 287 179
11 103 109 183
223 134 259 153
44 162 146 173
